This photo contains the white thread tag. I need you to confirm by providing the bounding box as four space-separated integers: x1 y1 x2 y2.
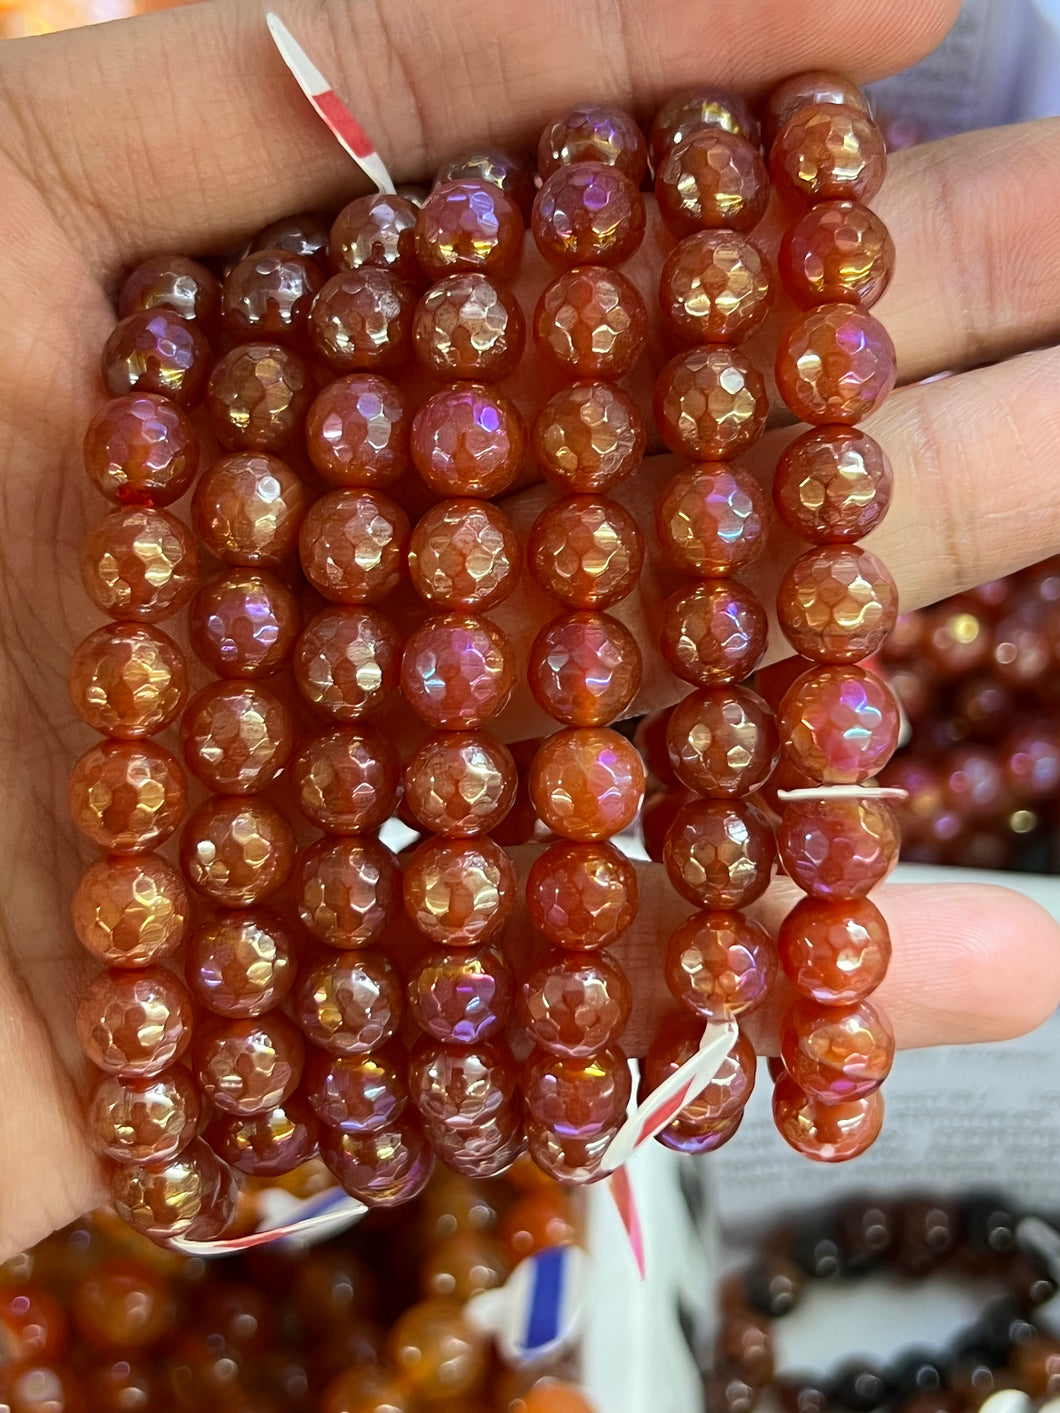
171 1185 367 1256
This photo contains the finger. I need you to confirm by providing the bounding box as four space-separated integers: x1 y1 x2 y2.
0 0 959 262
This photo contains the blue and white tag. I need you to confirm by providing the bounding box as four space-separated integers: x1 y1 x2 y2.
466 1243 588 1364
171 1185 367 1257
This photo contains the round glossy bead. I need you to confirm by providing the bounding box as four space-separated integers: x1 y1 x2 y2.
667 685 778 797
659 231 771 344
529 727 645 841
778 796 899 899
529 611 641 726
422 1229 511 1302
408 499 520 610
69 622 187 739
205 343 313 452
428 1104 526 1179
118 254 222 333
532 381 645 493
80 505 198 622
321 1116 434 1208
102 310 211 407
294 605 401 721
777 895 891 1005
780 201 894 308
407 944 514 1044
533 267 647 379
76 966 193 1077
404 731 516 836
321 1365 410 1413
299 488 409 604
776 306 897 426
656 464 767 578
655 130 768 236
528 495 644 608
521 1383 601 1413
309 270 416 372
778 545 899 663
86 1066 200 1164
526 1122 615 1185
401 613 515 728
641 1018 756 1127
295 836 400 948
650 88 759 165
654 346 768 461
532 162 645 267
180 681 293 794
437 148 536 222
415 179 523 280
412 273 525 381
663 797 775 909
665 910 776 1019
185 909 297 1018
522 1046 631 1138
73 854 190 968
777 665 899 784
781 998 894 1102
0 1288 67 1364
770 104 886 205
83 394 199 506
306 373 410 488
194 1013 305 1116
537 104 648 183
660 582 768 687
222 249 324 345
763 72 872 147
304 1043 408 1133
526 840 637 951
206 1094 319 1175
294 951 403 1056
68 739 186 854
189 569 299 678
410 384 525 497
191 452 307 566
109 1139 238 1242
180 795 294 905
388 1298 488 1399
250 210 330 266
518 952 631 1058
329 193 421 281
773 426 893 543
409 1039 518 1128
293 727 399 834
403 836 516 947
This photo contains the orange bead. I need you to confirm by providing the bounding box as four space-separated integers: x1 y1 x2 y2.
778 796 899 899
0 1288 68 1364
404 731 517 836
409 1038 519 1128
532 381 645 493
293 605 402 722
773 425 893 544
180 796 294 906
299 488 410 605
533 267 646 379
770 103 885 205
780 997 894 1103
180 680 293 794
532 162 645 267
663 797 776 909
294 950 403 1055
777 895 891 1005
526 839 638 950
655 129 769 236
401 614 515 729
529 727 645 841
293 726 400 834
295 836 400 948
76 966 193 1077
304 1043 408 1134
522 1045 631 1138
189 569 300 678
779 201 894 308
73 855 190 968
330 192 421 281
222 248 324 346
185 909 297 1018
659 231 772 344
305 373 410 488
660 581 768 687
413 272 525 381
421 1230 510 1302
775 306 896 426
71 1257 177 1348
664 910 776 1020
537 104 648 183
425 1100 526 1179
778 545 899 664
321 1115 435 1208
521 1380 600 1413
410 384 525 497
191 452 307 567
118 254 222 333
772 1072 884 1162
83 393 199 506
206 1093 319 1176
102 309 211 407
309 270 416 373
777 664 899 784
666 684 778 797
654 346 767 462
526 1121 616 1184
416 179 524 280
403 836 516 947
650 87 759 166
206 342 313 452
762 71 871 148
640 1016 756 1129
656 464 767 578
437 148 536 222
408 499 521 610
69 739 186 854
80 505 198 623
528 495 643 608
194 1013 306 1116
109 1138 239 1241
321 1364 411 1413
407 944 514 1045
387 1299 488 1399
86 1066 200 1164
528 611 641 726
498 1187 580 1258
518 952 631 1058
70 622 187 739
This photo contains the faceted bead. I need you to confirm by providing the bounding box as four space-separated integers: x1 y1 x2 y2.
83 393 199 506
426 1101 526 1180
660 582 768 686
102 310 211 407
80 505 198 622
408 500 520 610
763 72 872 148
778 797 899 899
415 179 523 280
401 613 515 728
294 951 403 1055
650 88 759 167
180 680 292 794
299 488 409 604
73 854 190 968
76 966 193 1077
656 464 767 577
388 1298 488 1399
436 149 536 223
320 1115 434 1208
778 545 899 663
778 895 891 1006
409 1038 519 1128
180 795 294 905
777 665 899 784
781 998 894 1103
655 130 768 236
306 373 410 488
659 231 771 344
205 343 313 452
780 201 894 308
532 381 645 493
410 384 524 498
522 1045 631 1137
526 1122 616 1185
663 797 776 909
118 255 222 335
304 1042 408 1133
329 193 421 282
403 836 516 947
293 727 399 834
518 952 631 1058
412 273 525 381
528 495 643 608
109 1139 238 1241
665 910 775 1020
408 944 514 1044
194 1012 305 1116
250 211 331 267
529 727 645 841
654 346 767 461
222 248 324 346
537 104 648 183
422 1230 510 1302
68 739 186 854
295 836 400 948
529 611 641 726
189 569 299 678
309 270 416 372
776 306 896 426
771 104 886 205
531 163 645 267
294 605 401 721
191 452 307 566
773 426 893 544
69 622 187 739
667 685 778 797
526 840 637 951
641 1017 757 1127
206 1093 319 1175
533 267 647 379
86 1066 200 1163
186 908 296 1019
404 731 516 836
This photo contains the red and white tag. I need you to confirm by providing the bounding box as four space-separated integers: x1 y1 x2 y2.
171 1185 367 1257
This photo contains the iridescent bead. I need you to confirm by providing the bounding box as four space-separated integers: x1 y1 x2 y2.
306 374 409 488
533 267 646 379
517 952 631 1058
388 1298 488 1399
320 1115 434 1208
404 731 516 836
294 605 401 721
309 270 416 372
532 381 645 493
522 1045 631 1138
299 488 409 604
778 545 899 663
770 104 886 205
640 1017 756 1128
180 795 294 905
86 1066 200 1163
656 464 767 577
250 211 331 267
68 739 186 853
408 500 520 610
415 179 523 280
773 426 893 544
206 1094 319 1175
526 1122 615 1185
407 944 514 1044
409 1039 519 1128
780 202 894 308
655 130 768 236
429 1118 526 1181
528 495 643 608
436 149 536 222
194 1013 304 1116
667 685 778 797
777 665 899 784
776 306 897 425
777 895 891 1005
109 1138 238 1241
180 681 292 794
663 797 776 909
403 836 516 947
412 273 525 381
526 840 637 951
531 163 645 267
401 613 515 728
76 966 193 1077
421 1230 510 1302
780 998 894 1102
80 505 198 622
529 727 645 841
665 910 775 1020
205 343 313 452
762 72 872 148
189 569 299 678
528 611 641 726
778 797 899 898
69 622 187 738
186 908 296 1021
83 394 199 506
410 384 525 497
222 249 324 345
73 854 190 968
304 1043 408 1133
660 582 768 686
294 951 403 1055
118 255 222 335
295 836 400 948
650 88 759 166
191 452 307 566
537 104 648 183
654 347 768 461
293 724 399 834
329 193 421 281
659 231 772 344
102 310 211 407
